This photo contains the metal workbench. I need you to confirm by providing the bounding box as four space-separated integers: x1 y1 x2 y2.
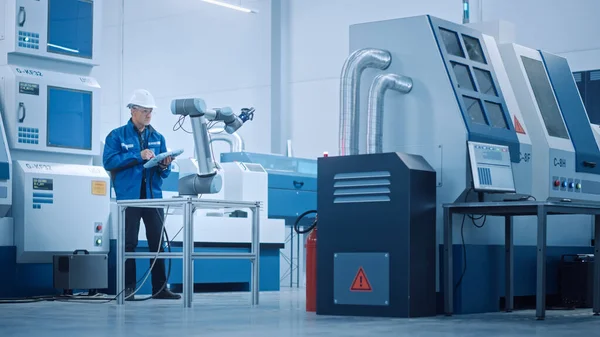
443 200 600 320
116 196 261 308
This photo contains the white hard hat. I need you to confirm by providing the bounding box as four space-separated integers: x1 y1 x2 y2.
127 89 157 109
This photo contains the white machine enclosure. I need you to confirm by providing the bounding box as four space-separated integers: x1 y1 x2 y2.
134 160 284 246
482 34 533 197
495 42 596 247
0 0 102 66
498 43 600 203
349 15 525 249
0 64 101 156
0 112 12 218
14 160 110 263
221 162 269 220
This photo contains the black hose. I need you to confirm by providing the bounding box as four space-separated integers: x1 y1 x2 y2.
294 210 317 234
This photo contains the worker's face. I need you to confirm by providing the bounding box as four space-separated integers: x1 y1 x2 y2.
131 105 153 126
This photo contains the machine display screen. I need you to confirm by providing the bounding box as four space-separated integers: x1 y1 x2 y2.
521 56 570 139
47 86 93 150
47 0 93 59
33 178 53 191
468 141 515 193
19 82 39 96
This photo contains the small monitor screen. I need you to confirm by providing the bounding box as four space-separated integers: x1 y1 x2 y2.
468 141 516 193
521 56 570 139
47 86 92 150
47 0 93 59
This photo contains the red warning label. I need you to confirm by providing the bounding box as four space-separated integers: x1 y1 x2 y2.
350 267 372 292
514 116 526 134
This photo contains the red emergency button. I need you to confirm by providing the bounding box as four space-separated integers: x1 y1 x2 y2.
553 180 560 187
96 225 102 231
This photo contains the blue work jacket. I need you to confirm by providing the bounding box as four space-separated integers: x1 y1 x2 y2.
103 119 171 200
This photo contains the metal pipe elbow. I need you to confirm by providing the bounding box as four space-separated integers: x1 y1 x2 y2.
366 73 413 154
339 48 392 156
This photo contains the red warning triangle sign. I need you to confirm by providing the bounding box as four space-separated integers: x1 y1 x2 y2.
350 267 372 292
514 115 526 134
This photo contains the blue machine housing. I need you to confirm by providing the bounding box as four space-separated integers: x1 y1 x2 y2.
540 51 600 175
429 16 521 163
220 152 318 223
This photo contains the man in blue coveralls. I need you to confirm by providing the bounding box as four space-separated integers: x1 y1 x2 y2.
103 89 181 300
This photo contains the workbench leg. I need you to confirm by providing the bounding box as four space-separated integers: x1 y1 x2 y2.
183 202 194 308
443 207 453 316
117 206 126 305
505 216 513 312
290 226 293 288
594 215 600 316
252 206 261 305
296 224 300 288
536 206 547 320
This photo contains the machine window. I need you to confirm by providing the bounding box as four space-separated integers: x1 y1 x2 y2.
484 101 508 129
452 62 475 91
47 86 93 150
47 0 94 59
440 28 465 58
462 35 487 64
474 68 498 96
521 56 570 139
463 96 487 125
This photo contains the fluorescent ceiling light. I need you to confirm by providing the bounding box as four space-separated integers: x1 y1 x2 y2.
202 0 257 13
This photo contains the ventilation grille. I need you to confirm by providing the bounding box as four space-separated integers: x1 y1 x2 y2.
573 72 582 82
332 171 391 204
478 167 492 186
591 71 600 81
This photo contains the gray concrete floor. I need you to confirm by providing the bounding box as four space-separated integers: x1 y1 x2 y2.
0 288 599 336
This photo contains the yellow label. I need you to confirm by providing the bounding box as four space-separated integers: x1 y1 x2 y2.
91 181 107 196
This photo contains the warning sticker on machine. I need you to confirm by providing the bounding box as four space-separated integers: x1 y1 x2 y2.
350 267 372 292
91 181 107 196
514 116 526 134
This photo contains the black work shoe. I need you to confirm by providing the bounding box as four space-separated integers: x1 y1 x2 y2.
124 288 135 301
153 289 181 300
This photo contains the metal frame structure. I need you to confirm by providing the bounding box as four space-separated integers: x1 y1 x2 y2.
443 200 600 320
281 225 303 288
116 196 261 308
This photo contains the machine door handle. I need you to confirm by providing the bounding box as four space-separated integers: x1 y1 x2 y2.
72 249 90 255
583 161 597 168
18 7 26 27
18 102 26 123
293 180 304 189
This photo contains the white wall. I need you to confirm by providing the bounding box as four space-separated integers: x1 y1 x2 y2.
94 0 271 160
92 0 123 144
475 0 600 71
286 0 463 159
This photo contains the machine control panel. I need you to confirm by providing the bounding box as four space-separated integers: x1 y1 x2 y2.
0 65 101 156
0 0 102 66
552 176 582 193
467 141 516 193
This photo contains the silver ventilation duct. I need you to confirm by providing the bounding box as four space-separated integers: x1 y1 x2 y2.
338 48 392 156
209 131 245 153
366 73 413 154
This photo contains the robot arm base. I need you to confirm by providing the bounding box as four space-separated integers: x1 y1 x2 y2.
178 173 223 195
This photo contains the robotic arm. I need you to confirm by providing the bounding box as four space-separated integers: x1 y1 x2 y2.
170 98 254 195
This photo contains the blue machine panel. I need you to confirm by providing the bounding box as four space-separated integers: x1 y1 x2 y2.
47 86 93 150
428 16 520 163
540 51 600 175
47 0 94 59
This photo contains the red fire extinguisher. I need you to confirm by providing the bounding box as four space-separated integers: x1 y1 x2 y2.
294 210 318 312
